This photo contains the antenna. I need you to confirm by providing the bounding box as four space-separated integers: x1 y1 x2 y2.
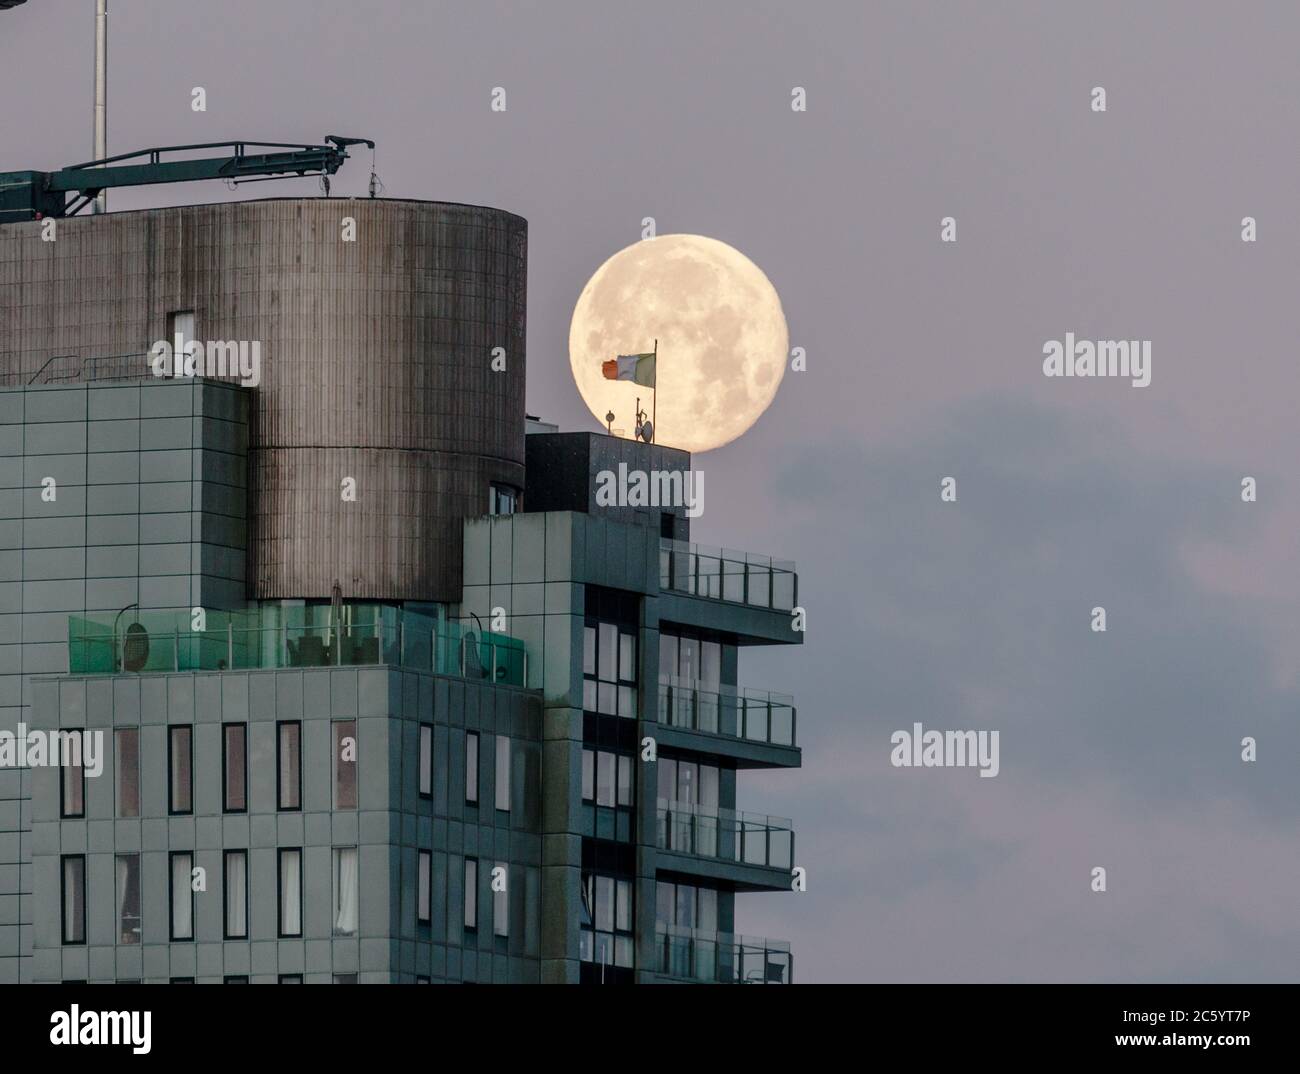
93 0 107 213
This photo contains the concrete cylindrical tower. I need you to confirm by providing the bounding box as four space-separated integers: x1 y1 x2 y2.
0 197 528 601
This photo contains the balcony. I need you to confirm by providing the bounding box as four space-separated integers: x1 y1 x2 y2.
658 539 800 645
660 539 797 610
65 605 529 687
656 800 794 890
660 677 795 744
654 925 792 984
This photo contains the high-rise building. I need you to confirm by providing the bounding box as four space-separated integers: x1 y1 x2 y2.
0 197 801 983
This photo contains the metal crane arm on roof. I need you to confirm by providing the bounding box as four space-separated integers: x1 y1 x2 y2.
0 135 375 222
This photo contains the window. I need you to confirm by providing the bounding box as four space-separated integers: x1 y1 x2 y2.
580 873 633 969
279 848 302 937
418 724 433 798
170 977 195 984
657 880 719 933
115 728 139 818
168 726 192 815
417 850 432 925
465 732 479 804
224 850 248 939
167 310 195 349
333 719 357 809
278 975 303 984
660 630 723 731
277 721 301 811
333 973 358 984
493 863 508 938
61 855 85 945
223 723 247 813
116 853 141 945
333 847 358 936
659 631 721 687
658 756 721 856
657 881 720 978
463 858 477 930
582 748 635 808
583 620 637 717
658 757 720 809
224 975 249 984
495 736 511 812
170 851 193 941
489 484 518 515
60 730 85 817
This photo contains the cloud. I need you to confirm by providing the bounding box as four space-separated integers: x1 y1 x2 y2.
739 396 1300 980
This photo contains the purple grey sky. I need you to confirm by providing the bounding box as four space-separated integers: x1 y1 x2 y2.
5 0 1300 981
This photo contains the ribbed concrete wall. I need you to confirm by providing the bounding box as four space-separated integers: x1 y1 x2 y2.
0 197 528 601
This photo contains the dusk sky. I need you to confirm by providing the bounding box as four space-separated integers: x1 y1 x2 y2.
5 0 1300 981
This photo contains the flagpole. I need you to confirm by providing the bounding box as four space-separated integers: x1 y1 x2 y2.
652 338 657 443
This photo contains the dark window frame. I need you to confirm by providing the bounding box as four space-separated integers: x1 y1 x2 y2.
417 849 432 925
463 857 478 931
223 849 249 940
167 725 193 816
278 847 303 938
59 729 85 818
581 747 636 810
60 854 86 946
276 720 302 812
169 850 195 942
115 727 140 818
332 718 358 810
418 723 433 799
465 731 479 805
115 852 141 945
582 617 639 718
222 722 248 814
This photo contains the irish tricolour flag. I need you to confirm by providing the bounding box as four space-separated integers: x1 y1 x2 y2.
601 352 656 387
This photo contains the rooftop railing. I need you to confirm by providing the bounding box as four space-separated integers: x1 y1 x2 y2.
654 925 792 984
66 606 528 687
656 799 794 871
659 539 797 611
658 676 796 748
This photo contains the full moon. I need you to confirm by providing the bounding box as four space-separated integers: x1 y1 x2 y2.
568 234 788 454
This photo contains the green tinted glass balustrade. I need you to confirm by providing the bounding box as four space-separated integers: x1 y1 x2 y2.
655 800 794 870
654 925 792 984
658 677 796 747
659 539 797 611
67 604 528 686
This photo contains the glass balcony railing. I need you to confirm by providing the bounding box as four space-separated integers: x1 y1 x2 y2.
658 677 796 748
659 539 797 611
66 605 528 686
654 925 792 984
656 799 794 871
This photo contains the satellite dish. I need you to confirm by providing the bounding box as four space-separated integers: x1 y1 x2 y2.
638 420 654 443
122 622 150 672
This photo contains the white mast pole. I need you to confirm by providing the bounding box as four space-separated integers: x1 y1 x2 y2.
93 0 107 213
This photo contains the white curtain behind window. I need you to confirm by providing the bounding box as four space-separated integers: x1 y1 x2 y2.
281 851 301 935
226 854 247 937
334 847 358 935
171 855 192 939
116 856 129 941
